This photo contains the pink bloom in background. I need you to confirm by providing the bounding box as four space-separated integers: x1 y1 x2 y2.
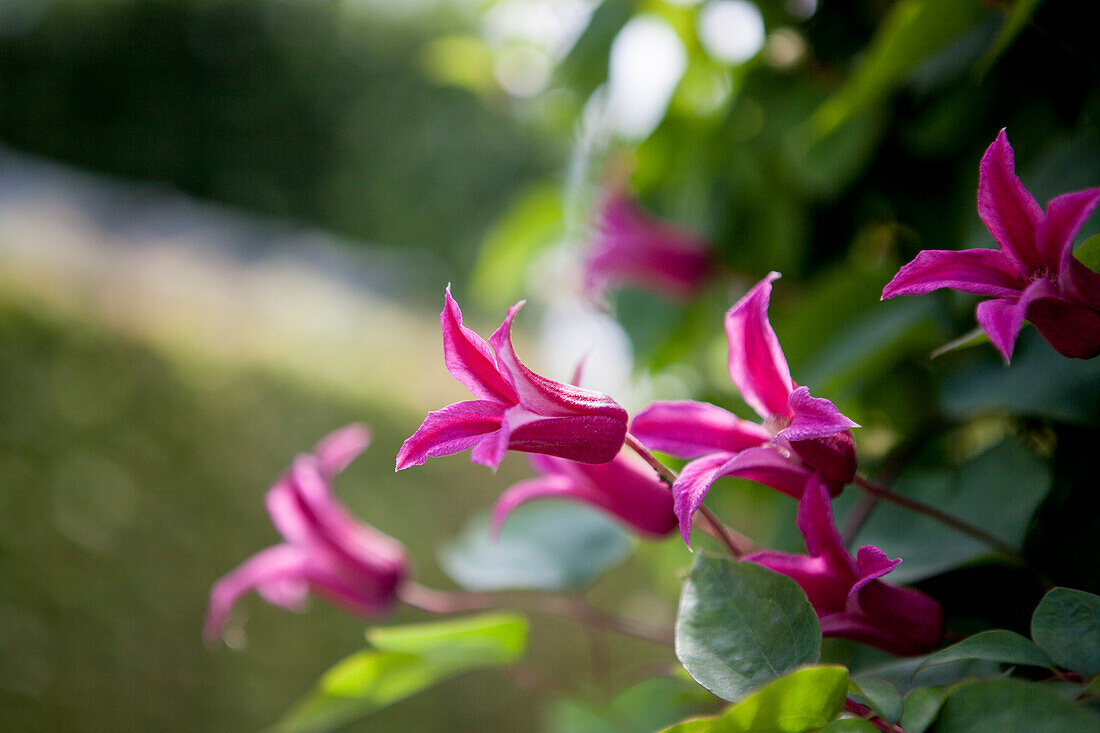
205 425 409 644
883 129 1100 361
583 192 713 301
632 272 858 544
491 450 678 539
745 478 944 656
396 288 628 472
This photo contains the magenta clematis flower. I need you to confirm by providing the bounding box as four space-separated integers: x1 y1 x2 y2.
205 425 409 644
745 478 944 656
631 272 859 544
883 129 1100 361
395 288 629 472
491 450 678 539
583 192 714 301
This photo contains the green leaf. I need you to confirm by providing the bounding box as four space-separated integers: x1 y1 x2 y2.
1075 233 1100 273
810 0 987 139
277 613 528 733
470 185 564 310
675 556 822 702
899 685 954 733
438 502 633 592
1031 587 1100 677
974 0 1046 78
915 630 1054 675
929 325 989 360
612 675 723 732
850 677 902 724
660 667 850 733
934 678 1100 731
855 438 1050 583
817 720 879 732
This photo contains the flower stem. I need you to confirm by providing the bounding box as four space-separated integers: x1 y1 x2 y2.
852 473 1026 563
398 582 674 647
624 433 754 558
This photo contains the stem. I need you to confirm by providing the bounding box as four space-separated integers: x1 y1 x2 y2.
853 474 1027 563
624 433 754 557
844 699 904 732
398 582 674 648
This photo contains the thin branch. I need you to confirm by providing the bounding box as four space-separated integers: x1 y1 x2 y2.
398 582 674 647
624 433 755 557
852 473 1027 563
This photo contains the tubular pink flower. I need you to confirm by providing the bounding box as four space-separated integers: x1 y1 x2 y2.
396 288 629 471
883 129 1100 361
583 192 713 301
491 450 677 539
631 273 858 544
744 479 944 656
205 425 409 644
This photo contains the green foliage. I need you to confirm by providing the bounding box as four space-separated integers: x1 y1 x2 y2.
811 0 987 138
932 678 1099 731
855 438 1051 583
849 677 902 725
975 0 1047 77
662 666 849 733
1075 233 1100 273
545 675 721 733
915 630 1054 674
675 556 821 703
1030 587 1100 677
278 613 528 732
438 502 633 592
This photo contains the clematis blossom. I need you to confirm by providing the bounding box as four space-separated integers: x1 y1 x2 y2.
883 129 1100 361
205 424 409 644
395 288 629 472
583 192 714 301
745 478 944 656
491 450 678 539
631 272 858 544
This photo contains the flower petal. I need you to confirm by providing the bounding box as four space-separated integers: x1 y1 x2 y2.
395 400 506 470
1040 187 1100 276
743 551 847 615
795 478 858 579
442 287 518 404
630 400 771 458
584 193 712 301
1026 290 1100 359
783 387 859 442
725 273 797 419
881 248 1024 300
205 544 311 643
313 423 371 480
507 411 629 465
975 278 1058 362
673 446 812 545
978 130 1045 272
787 431 857 495
847 578 944 655
490 473 582 537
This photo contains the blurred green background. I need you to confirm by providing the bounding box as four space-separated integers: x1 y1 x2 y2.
2 0 1099 730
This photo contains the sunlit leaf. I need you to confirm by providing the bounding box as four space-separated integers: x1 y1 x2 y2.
1075 233 1100 273
278 613 528 733
438 502 633 592
676 556 821 702
1031 587 1100 677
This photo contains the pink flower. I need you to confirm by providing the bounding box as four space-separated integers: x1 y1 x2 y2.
395 288 629 471
883 129 1100 361
491 450 678 539
583 193 713 301
205 425 409 643
745 478 944 656
631 273 858 544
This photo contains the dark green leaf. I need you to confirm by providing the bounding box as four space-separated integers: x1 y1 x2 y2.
900 685 954 733
818 720 879 732
851 677 902 724
916 630 1054 675
933 678 1100 731
438 502 633 592
676 556 821 702
1031 587 1100 677
855 439 1050 583
277 613 528 733
974 0 1046 77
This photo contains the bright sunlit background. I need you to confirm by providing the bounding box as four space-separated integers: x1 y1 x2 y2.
2 0 1098 730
